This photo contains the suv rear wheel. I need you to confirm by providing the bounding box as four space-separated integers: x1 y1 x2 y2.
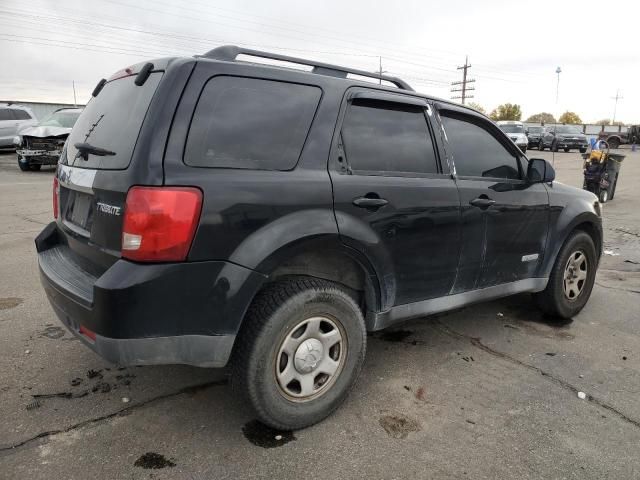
232 277 366 430
534 231 597 318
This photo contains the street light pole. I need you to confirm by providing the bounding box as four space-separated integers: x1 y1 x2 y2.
555 66 562 105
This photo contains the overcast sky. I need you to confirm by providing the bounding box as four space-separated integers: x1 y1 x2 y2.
1 0 638 123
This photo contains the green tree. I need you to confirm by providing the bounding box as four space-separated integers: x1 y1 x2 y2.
489 103 522 121
526 112 556 124
558 111 582 124
467 102 486 114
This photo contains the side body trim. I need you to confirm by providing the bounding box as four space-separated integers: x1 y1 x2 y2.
368 277 548 331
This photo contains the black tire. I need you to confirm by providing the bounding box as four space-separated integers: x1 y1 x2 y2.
232 276 366 430
18 158 30 171
538 140 545 151
608 138 620 149
552 141 559 152
533 231 597 319
521 147 527 154
610 177 618 200
599 189 608 203
29 164 41 171
563 148 570 153
579 148 587 153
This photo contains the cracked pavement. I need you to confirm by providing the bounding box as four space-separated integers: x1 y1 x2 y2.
1 149 639 479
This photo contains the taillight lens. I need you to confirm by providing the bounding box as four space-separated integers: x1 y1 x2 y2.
121 186 202 262
53 177 59 219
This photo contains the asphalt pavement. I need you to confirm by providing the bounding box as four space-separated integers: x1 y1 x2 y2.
1 148 639 479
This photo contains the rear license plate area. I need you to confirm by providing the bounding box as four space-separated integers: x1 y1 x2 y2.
64 189 94 231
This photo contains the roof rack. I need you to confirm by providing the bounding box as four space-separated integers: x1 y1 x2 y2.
202 45 413 91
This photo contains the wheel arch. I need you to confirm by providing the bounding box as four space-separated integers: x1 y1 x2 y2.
227 209 392 332
541 211 602 278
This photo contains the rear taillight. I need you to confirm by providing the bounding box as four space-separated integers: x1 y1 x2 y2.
53 177 59 219
121 186 202 262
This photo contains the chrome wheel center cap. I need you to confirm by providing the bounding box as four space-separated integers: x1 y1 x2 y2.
294 338 324 374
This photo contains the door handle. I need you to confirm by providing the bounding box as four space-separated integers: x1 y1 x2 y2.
469 196 496 209
353 197 388 208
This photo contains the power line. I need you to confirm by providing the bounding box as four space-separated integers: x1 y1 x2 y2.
451 56 475 104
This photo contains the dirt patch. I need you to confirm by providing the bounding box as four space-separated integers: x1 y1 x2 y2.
379 414 421 439
0 297 23 311
134 452 176 469
242 420 296 448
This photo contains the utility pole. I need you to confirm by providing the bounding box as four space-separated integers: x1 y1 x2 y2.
611 89 623 124
72 80 77 107
451 56 474 104
555 66 562 104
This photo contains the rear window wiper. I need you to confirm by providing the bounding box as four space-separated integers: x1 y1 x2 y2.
74 142 116 161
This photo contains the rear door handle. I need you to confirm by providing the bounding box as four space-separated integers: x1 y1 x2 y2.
469 197 496 209
353 197 388 208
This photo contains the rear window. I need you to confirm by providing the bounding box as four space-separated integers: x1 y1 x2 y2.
64 72 162 170
184 76 321 170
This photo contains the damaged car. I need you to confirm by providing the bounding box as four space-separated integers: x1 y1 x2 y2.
15 107 82 171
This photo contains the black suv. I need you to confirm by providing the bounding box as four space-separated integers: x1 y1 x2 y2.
37 46 602 430
539 125 589 153
526 125 544 149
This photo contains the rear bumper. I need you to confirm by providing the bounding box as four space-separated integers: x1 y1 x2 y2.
36 222 266 367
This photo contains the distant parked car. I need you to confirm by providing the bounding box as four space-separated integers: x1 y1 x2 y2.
497 121 528 153
0 104 38 148
526 126 544 149
15 108 82 171
539 125 588 153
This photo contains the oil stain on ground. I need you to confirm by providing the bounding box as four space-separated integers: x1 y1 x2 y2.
373 330 414 342
39 326 65 339
379 414 421 439
0 297 23 311
134 452 176 469
242 420 296 448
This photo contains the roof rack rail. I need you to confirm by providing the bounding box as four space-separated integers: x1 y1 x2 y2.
202 45 413 91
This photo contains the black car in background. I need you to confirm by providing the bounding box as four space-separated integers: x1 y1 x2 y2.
539 125 588 153
36 46 602 430
526 125 544 149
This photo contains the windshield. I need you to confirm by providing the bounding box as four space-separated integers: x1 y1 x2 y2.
555 126 581 134
40 111 81 128
499 124 524 134
528 127 543 133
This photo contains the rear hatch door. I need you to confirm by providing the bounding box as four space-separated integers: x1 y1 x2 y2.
56 68 165 272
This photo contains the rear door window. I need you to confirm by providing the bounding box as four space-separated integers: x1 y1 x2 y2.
0 109 12 121
64 72 162 170
184 76 321 170
341 99 439 175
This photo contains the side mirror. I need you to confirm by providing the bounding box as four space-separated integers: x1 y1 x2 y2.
527 158 555 183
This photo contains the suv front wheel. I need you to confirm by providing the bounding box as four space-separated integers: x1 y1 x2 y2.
232 277 367 430
534 231 597 318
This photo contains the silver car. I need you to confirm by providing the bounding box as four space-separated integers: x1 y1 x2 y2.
15 108 82 171
0 104 38 147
